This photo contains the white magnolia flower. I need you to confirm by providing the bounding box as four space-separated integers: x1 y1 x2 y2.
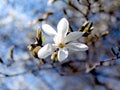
38 18 88 62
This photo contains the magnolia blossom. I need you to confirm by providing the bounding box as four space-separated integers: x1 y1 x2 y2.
38 18 88 62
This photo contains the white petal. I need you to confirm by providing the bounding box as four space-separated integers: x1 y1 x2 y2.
66 43 88 51
53 35 60 44
57 18 69 38
58 48 68 62
38 44 55 58
64 32 84 43
42 24 57 36
53 34 65 44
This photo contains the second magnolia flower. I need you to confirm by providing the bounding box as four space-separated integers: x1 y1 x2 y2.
38 18 88 62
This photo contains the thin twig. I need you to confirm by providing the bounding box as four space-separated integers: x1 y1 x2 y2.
0 71 27 78
85 0 91 20
86 56 119 73
62 0 87 19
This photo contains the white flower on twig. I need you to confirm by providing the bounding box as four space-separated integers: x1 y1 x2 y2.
38 18 88 62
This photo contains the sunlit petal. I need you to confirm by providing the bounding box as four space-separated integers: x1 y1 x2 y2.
53 35 60 44
64 32 84 43
66 43 88 51
38 44 55 58
58 48 68 62
42 24 57 36
57 18 69 38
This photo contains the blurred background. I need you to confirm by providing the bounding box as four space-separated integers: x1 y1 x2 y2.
0 0 120 90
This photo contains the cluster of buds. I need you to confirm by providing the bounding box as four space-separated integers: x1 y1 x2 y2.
28 28 43 58
79 21 94 37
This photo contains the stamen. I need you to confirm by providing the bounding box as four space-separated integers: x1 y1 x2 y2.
58 43 65 48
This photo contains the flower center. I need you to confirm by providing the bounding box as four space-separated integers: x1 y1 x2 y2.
57 42 65 48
